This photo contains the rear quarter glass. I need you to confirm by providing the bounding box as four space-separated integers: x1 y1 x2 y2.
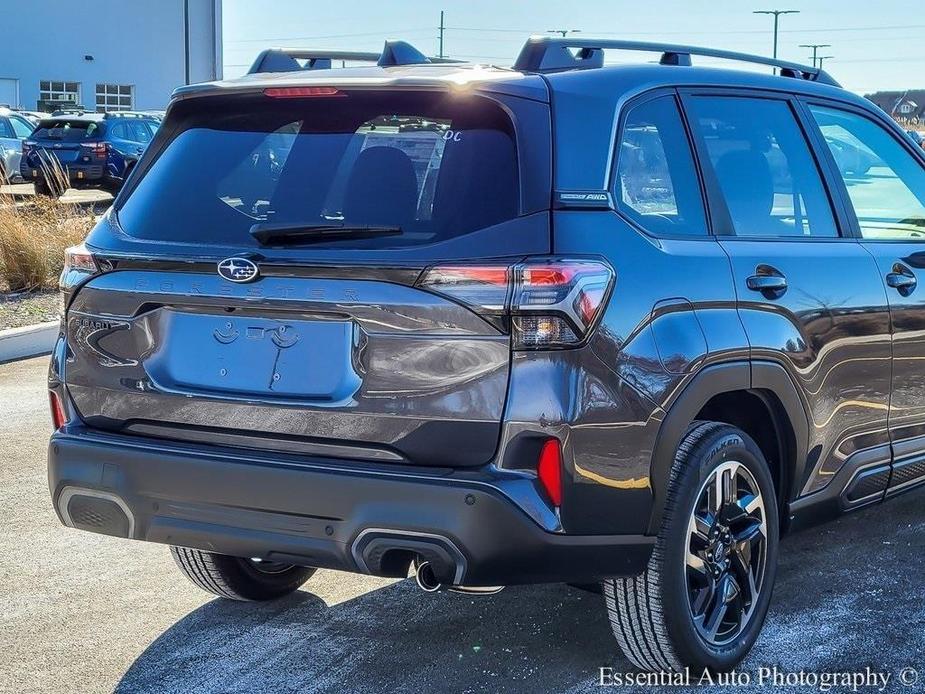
116 91 520 249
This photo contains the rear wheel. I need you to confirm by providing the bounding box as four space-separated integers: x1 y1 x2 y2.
170 546 316 601
604 422 778 672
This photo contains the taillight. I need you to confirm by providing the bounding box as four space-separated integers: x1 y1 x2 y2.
81 141 107 157
537 439 563 507
49 391 67 430
60 243 100 291
264 86 345 98
417 258 613 348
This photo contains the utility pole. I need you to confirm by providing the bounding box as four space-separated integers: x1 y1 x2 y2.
799 43 831 68
547 29 581 37
817 55 834 69
438 10 445 58
753 9 799 73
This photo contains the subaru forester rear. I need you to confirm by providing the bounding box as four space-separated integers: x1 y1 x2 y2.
49 56 649 595
51 37 925 674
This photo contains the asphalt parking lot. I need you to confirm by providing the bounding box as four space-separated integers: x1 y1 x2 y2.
3 355 925 694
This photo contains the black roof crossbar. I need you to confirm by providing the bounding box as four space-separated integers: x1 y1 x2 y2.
249 40 462 74
512 36 840 86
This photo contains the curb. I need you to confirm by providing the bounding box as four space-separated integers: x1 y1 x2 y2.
0 321 59 364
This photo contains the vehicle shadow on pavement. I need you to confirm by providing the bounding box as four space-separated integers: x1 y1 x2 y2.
115 491 925 694
116 580 617 694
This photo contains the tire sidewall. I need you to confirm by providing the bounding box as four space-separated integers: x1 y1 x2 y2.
659 425 780 672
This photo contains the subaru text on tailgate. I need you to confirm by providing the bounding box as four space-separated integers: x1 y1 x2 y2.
48 38 925 672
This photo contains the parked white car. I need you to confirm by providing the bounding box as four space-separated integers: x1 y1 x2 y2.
0 107 35 183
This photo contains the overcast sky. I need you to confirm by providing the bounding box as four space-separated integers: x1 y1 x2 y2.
222 0 924 94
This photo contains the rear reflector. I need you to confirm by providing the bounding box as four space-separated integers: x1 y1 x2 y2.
537 439 563 507
49 391 67 430
264 86 345 98
417 258 613 348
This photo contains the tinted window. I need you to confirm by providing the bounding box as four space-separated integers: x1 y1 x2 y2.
128 121 152 143
0 118 13 139
117 91 519 248
9 116 33 138
615 95 707 236
809 105 925 240
110 122 129 140
32 119 101 142
689 97 837 238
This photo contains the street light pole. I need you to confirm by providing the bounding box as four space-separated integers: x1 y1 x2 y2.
753 9 800 73
547 29 581 38
438 10 445 59
799 43 831 68
817 55 834 69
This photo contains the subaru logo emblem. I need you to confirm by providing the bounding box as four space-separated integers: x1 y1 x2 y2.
217 257 259 283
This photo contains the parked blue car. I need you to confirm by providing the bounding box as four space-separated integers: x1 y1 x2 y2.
20 112 159 196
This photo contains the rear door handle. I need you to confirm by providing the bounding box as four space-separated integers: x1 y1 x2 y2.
886 268 917 293
746 269 787 296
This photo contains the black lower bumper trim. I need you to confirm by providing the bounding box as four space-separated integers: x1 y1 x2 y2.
48 429 653 585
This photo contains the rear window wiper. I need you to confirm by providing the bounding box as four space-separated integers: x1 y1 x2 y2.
249 222 403 246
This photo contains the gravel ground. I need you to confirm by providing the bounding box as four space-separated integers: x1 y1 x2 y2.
0 289 60 330
2 356 925 694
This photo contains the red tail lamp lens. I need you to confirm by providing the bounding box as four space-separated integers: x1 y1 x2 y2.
263 87 345 98
49 391 67 430
538 439 563 507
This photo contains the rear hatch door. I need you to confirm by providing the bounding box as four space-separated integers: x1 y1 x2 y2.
25 118 102 167
65 84 551 467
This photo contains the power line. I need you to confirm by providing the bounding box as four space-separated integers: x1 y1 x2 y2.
226 28 431 44
443 23 925 37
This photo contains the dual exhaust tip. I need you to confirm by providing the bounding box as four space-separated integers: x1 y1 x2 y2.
414 561 503 595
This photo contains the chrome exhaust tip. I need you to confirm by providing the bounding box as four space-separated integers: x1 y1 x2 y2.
414 561 444 592
448 584 505 596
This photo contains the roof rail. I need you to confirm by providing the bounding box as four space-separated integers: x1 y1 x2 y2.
102 111 156 119
248 39 462 75
512 36 840 87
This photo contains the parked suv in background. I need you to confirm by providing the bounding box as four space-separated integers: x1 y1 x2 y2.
47 38 925 673
0 107 36 183
21 112 159 196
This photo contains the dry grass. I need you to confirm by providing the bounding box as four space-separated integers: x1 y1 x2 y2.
0 189 96 292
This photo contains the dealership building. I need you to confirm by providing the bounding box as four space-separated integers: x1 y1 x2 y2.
0 0 222 113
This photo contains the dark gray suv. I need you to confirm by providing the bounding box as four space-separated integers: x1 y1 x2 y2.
47 37 925 672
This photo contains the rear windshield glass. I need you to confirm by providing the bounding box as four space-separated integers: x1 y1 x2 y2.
32 120 102 141
117 91 519 248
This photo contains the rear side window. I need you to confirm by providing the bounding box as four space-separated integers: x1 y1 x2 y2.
32 120 101 142
128 121 153 143
808 105 925 240
615 95 707 236
10 115 34 138
117 91 519 248
688 96 837 238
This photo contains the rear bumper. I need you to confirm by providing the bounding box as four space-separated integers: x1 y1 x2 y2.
21 163 105 182
48 428 653 585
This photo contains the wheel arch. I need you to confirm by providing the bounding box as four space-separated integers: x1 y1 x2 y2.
646 361 809 535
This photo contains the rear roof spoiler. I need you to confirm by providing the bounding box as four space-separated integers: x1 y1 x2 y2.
249 40 463 74
513 36 840 87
